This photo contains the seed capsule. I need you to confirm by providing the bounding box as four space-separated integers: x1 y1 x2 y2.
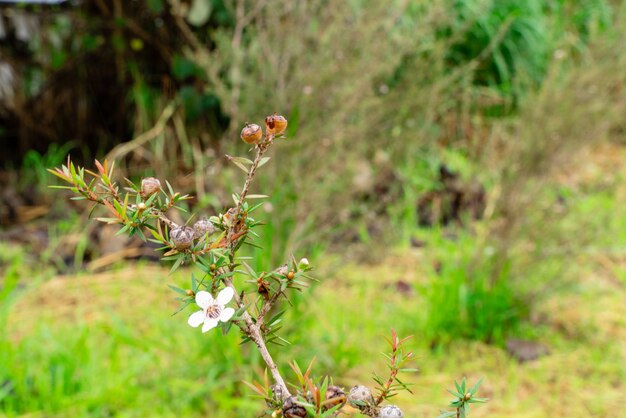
348 385 374 409
240 123 263 145
323 385 346 411
185 289 194 296
193 218 216 239
265 113 288 135
141 177 161 196
282 396 307 418
379 404 404 418
287 271 295 280
272 113 288 135
170 226 195 250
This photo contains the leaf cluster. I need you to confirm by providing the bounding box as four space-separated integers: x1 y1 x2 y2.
437 378 488 418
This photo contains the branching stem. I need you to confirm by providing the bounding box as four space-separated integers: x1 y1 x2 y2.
221 134 291 398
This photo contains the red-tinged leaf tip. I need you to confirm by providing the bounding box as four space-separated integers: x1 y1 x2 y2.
94 159 104 174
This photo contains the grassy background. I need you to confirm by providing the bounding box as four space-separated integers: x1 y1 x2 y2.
3 140 626 417
2 0 626 416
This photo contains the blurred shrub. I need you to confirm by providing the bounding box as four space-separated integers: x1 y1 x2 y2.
3 0 626 341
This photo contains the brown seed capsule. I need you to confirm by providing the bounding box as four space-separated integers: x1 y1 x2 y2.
348 385 374 409
287 271 295 280
185 289 194 296
265 113 288 135
240 123 263 145
210 264 217 272
464 392 472 401
257 275 271 300
193 218 216 240
170 226 195 250
323 385 346 412
272 113 288 135
282 396 307 418
141 177 161 197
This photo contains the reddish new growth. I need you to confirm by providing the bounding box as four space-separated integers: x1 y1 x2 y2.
374 330 415 406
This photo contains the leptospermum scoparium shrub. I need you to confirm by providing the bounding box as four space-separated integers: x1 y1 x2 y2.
49 113 487 417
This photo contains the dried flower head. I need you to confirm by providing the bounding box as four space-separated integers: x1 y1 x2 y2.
348 385 374 409
141 177 161 196
193 218 216 239
379 404 404 418
282 396 307 418
170 226 195 250
240 123 263 145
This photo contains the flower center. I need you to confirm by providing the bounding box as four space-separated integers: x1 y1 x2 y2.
205 304 222 319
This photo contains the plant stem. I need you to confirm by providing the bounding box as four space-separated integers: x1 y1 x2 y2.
221 135 291 398
375 344 399 405
226 138 271 247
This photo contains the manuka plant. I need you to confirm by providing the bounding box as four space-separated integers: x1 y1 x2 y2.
49 112 487 417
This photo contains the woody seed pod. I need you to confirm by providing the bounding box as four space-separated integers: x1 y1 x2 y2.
323 385 346 411
282 396 307 418
171 226 195 250
193 218 216 239
265 113 288 135
272 113 288 135
379 405 404 418
141 177 161 196
348 385 374 409
240 123 263 145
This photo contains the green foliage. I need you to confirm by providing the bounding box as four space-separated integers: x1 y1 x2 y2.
445 0 551 92
0 309 260 417
20 142 76 191
421 230 526 345
437 377 488 418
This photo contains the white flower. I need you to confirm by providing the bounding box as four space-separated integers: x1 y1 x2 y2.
187 288 235 333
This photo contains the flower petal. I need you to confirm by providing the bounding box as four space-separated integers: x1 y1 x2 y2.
201 318 219 333
219 307 235 322
187 310 205 328
195 291 213 309
216 287 234 305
